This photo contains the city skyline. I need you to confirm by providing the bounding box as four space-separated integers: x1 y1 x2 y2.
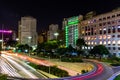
0 0 119 33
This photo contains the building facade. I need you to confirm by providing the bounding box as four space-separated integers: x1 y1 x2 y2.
80 9 120 57
47 24 59 40
18 16 37 47
63 15 83 48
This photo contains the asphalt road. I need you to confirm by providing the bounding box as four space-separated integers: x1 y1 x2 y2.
59 60 114 80
0 54 45 79
86 62 114 80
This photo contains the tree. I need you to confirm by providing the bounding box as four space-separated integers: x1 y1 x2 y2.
90 45 110 59
0 74 7 80
16 44 32 52
6 40 18 47
76 38 86 51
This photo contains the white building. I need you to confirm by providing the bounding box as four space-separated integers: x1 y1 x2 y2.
47 24 59 40
80 9 120 57
18 16 37 47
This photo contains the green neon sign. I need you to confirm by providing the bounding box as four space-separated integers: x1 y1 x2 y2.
68 16 79 25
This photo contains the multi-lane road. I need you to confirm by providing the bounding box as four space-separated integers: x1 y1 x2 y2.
0 53 45 79
0 51 116 80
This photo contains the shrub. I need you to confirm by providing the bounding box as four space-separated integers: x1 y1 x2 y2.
111 63 120 66
28 63 69 77
0 74 7 80
81 70 88 74
61 57 83 62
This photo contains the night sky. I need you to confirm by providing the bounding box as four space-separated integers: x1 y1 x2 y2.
0 0 120 34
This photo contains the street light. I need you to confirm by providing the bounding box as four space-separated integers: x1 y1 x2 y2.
28 36 32 56
49 56 50 74
48 53 50 74
54 32 59 40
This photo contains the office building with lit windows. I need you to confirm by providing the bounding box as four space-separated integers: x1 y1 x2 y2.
63 15 83 48
80 9 120 57
18 16 38 47
47 24 59 40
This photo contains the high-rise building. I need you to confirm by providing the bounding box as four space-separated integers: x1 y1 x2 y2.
63 15 83 48
38 34 44 43
80 9 120 57
12 30 16 41
18 16 38 47
47 24 59 40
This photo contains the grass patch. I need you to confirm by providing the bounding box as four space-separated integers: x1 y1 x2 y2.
28 62 69 77
114 75 120 80
0 74 7 80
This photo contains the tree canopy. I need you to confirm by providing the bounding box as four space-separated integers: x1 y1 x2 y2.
90 45 110 58
76 38 86 50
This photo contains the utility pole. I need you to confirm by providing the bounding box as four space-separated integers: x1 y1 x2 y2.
2 24 4 49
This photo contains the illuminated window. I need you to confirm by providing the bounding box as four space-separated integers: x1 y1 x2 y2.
103 35 106 39
94 42 97 45
91 47 93 49
82 47 84 49
107 35 111 39
112 26 116 33
108 41 111 45
118 25 120 32
88 47 90 49
84 37 87 40
104 41 106 45
103 27 106 34
118 40 120 45
88 37 90 40
99 36 102 39
91 42 93 45
100 30 102 34
82 31 85 34
112 40 116 45
84 47 87 49
100 41 102 44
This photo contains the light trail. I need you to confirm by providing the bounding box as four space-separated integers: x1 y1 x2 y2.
0 56 21 77
2 54 38 79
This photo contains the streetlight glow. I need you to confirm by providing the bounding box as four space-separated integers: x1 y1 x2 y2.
28 36 32 39
54 32 59 39
28 36 32 56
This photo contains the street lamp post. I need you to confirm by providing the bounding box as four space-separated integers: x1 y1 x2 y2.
28 36 32 56
54 32 59 40
60 56 61 62
49 56 50 74
47 53 51 75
